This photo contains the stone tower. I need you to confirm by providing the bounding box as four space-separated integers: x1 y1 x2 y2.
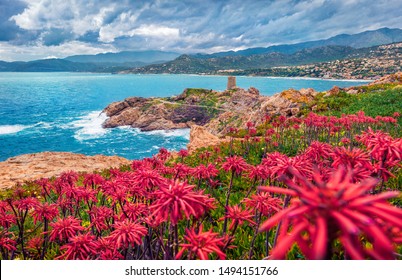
227 76 236 90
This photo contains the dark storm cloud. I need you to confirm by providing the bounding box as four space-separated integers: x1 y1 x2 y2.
0 0 27 41
1 0 402 61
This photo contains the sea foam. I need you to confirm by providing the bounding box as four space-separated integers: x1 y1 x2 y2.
71 111 108 141
143 128 190 140
0 125 30 135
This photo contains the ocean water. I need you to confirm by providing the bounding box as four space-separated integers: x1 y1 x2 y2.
0 72 367 161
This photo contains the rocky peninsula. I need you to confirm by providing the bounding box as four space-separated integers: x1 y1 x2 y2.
102 86 319 136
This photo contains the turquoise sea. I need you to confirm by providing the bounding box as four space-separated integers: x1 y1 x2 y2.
0 72 368 161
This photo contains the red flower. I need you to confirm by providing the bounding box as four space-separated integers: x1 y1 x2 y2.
331 147 374 182
304 141 333 163
83 173 105 188
0 230 16 252
89 206 114 233
178 149 189 158
122 202 149 221
58 170 79 187
26 237 43 258
0 201 15 229
259 167 402 260
243 193 282 216
132 168 166 191
191 164 219 180
176 225 226 260
57 233 98 260
247 164 270 180
108 220 147 249
331 147 372 169
32 203 59 224
49 216 84 242
95 237 124 260
15 197 39 211
172 163 191 179
267 153 312 179
150 180 215 225
221 205 255 231
222 156 249 175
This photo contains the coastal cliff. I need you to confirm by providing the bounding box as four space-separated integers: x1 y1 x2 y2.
102 86 319 136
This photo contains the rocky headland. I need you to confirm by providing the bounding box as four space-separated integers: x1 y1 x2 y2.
0 152 131 190
102 86 319 136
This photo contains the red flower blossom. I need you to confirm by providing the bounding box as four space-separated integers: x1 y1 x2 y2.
57 233 98 260
15 197 39 211
122 202 149 221
247 164 270 181
304 141 333 163
83 173 105 188
89 206 114 233
156 147 171 161
222 156 249 175
95 237 124 260
191 164 219 180
49 216 84 242
267 153 312 179
178 149 189 158
331 147 373 181
259 166 402 260
132 168 166 191
108 219 147 249
220 205 255 231
150 180 215 225
243 192 282 216
172 163 191 179
176 225 226 260
26 237 43 258
0 201 15 229
0 230 16 252
59 170 79 187
32 203 59 224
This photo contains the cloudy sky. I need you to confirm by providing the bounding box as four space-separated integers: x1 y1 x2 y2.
1 0 402 61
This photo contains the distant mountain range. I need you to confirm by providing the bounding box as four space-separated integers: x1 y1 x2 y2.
0 51 180 72
193 27 402 58
128 45 360 74
65 50 180 65
0 27 401 73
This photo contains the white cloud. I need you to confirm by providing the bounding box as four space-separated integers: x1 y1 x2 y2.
134 25 179 38
11 0 117 36
0 41 117 61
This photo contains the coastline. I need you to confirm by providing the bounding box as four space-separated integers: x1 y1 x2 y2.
0 71 373 82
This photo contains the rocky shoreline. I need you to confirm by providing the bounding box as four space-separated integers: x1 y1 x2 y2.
0 152 131 190
102 86 320 136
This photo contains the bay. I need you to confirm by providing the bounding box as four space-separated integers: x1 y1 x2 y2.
0 72 367 161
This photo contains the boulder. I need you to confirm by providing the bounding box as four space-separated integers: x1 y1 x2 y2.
187 125 224 152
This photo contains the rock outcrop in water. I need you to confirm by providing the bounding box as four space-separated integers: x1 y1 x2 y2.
0 152 131 189
102 87 319 136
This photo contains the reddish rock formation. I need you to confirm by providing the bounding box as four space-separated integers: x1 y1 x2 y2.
102 86 320 137
0 152 131 190
187 125 226 152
